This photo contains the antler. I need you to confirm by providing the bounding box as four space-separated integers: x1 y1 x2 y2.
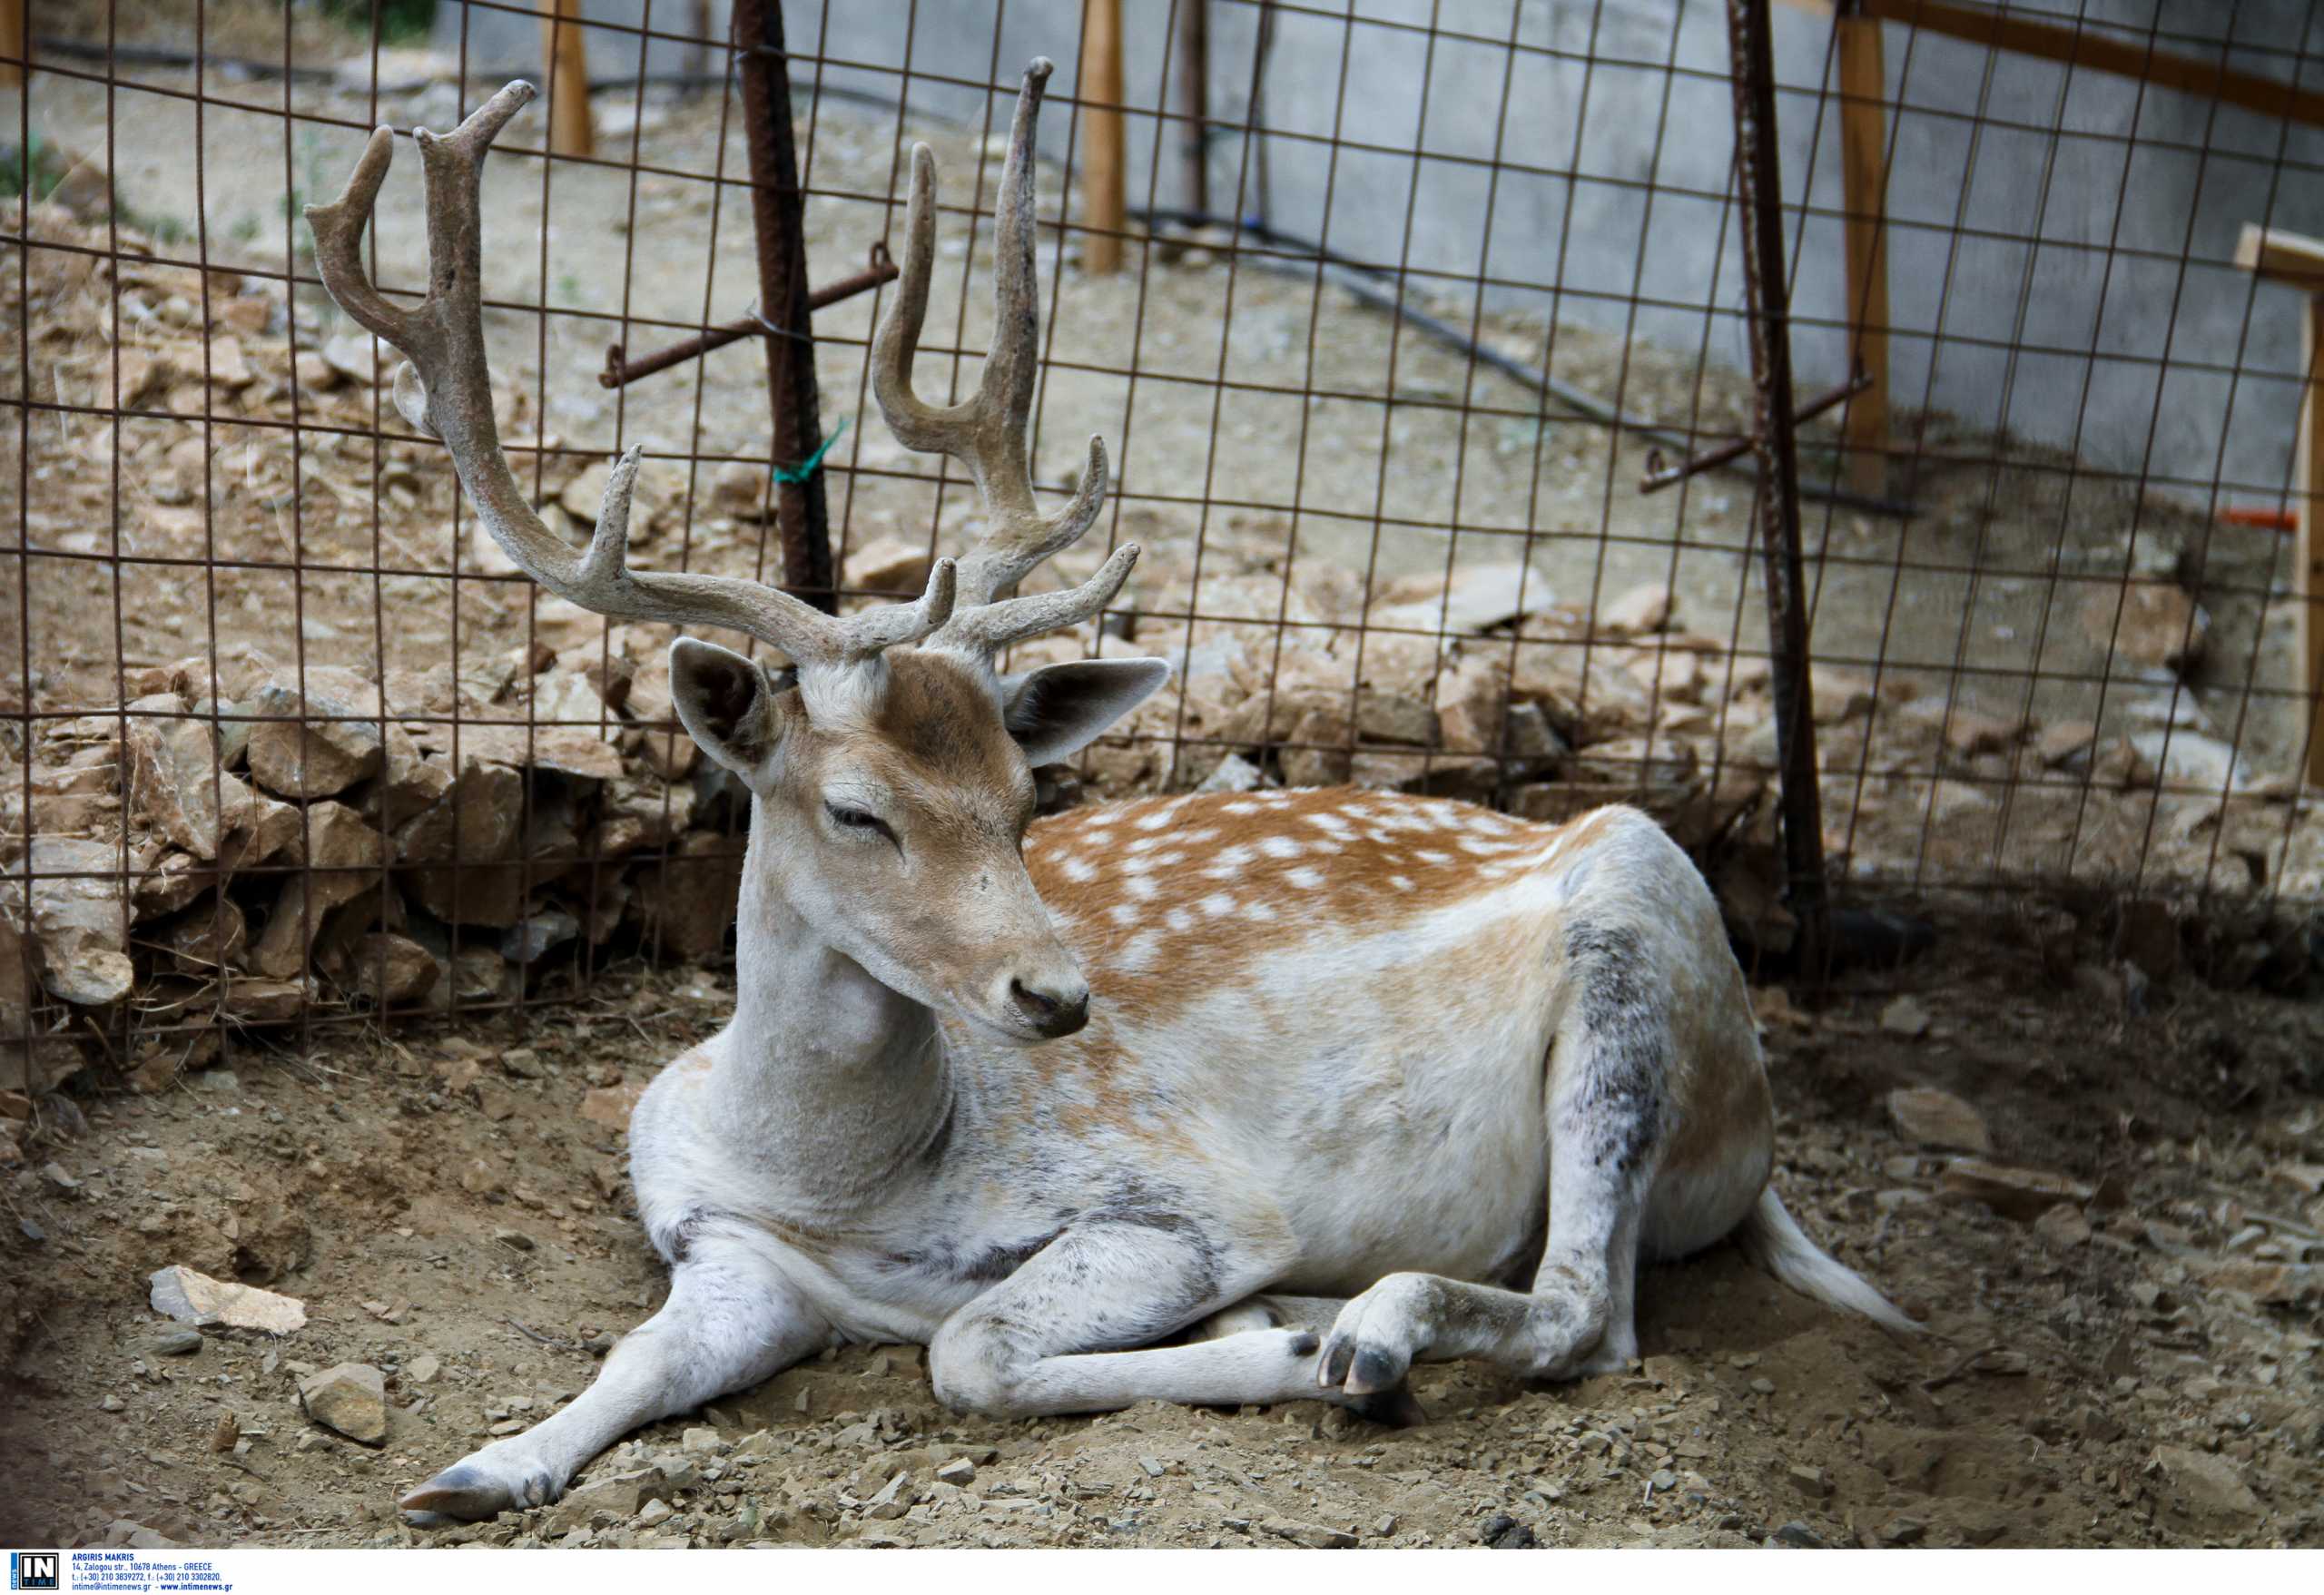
873 59 1137 658
305 82 957 666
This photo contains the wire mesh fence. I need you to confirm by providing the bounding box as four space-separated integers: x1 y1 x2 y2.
4 0 2320 1094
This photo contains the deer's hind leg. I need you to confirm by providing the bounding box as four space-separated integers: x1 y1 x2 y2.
1317 809 1739 1393
927 1223 1412 1419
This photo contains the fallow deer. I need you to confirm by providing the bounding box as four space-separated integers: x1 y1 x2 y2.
305 62 1915 1527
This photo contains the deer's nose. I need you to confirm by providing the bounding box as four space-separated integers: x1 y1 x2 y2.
1007 975 1090 1039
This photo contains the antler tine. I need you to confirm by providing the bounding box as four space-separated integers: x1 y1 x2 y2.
942 543 1139 655
305 84 953 666
873 60 1135 654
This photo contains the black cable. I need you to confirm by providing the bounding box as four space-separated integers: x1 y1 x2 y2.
1134 204 1915 518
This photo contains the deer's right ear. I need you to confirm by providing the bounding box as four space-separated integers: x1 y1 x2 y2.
669 638 789 777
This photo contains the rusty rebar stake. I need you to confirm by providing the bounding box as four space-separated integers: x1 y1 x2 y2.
732 0 835 611
1639 368 1871 493
1725 0 1830 978
599 241 895 389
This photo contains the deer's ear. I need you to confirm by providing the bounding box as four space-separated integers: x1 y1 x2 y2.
1000 657 1171 766
669 638 789 777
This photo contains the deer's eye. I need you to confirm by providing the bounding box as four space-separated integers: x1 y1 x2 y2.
825 802 896 842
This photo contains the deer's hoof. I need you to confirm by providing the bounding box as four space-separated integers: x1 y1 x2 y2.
1317 1273 1439 1396
399 1455 559 1525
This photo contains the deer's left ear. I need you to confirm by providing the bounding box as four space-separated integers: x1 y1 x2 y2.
1000 657 1171 766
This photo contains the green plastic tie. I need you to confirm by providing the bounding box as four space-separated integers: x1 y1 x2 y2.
774 415 849 484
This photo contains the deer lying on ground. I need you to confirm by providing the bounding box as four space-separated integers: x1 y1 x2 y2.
306 62 1915 1525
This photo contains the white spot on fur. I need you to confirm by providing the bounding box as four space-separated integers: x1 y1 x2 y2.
1059 855 1097 882
1165 908 1194 933
1389 874 1415 891
1135 801 1187 831
1201 844 1256 881
1258 836 1304 860
1126 874 1159 901
1198 891 1237 917
1415 850 1451 864
1286 865 1324 889
1247 901 1278 921
1305 812 1352 835
1221 801 1262 815
1116 930 1160 972
1108 903 1139 927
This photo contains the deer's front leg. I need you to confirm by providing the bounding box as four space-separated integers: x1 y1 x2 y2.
927 1225 1374 1418
399 1236 831 1525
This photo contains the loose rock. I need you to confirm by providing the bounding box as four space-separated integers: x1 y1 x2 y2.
1886 1086 1990 1154
298 1362 388 1445
1263 1517 1356 1550
1940 1158 2096 1222
1479 1513 1538 1549
2033 1203 2093 1248
1878 995 1932 1039
1600 581 1674 635
2154 1445 2260 1521
243 671 391 799
148 1265 307 1335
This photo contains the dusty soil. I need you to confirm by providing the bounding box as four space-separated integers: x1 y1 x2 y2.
1 924 2319 1551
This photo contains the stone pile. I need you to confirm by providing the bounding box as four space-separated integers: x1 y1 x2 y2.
980 530 2322 934
2 635 745 1094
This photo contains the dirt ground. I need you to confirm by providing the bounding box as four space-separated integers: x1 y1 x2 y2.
1 921 2319 1551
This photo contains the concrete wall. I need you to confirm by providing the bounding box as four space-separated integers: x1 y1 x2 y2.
440 0 2324 501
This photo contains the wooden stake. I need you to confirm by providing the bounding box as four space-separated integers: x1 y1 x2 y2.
0 0 25 92
2235 223 2324 788
1079 0 1126 274
538 0 596 159
1837 10 1889 497
1782 1 2324 132
1177 0 1209 215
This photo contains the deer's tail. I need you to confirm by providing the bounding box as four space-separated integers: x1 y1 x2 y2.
1735 1186 1921 1335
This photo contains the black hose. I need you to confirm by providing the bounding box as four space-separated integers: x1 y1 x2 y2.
1134 205 1915 519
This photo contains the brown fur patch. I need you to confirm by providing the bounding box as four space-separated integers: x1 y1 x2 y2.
1655 963 1773 1187
872 652 1029 802
1024 787 1599 1023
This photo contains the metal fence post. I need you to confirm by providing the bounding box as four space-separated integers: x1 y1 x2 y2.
734 0 837 612
1725 0 1830 978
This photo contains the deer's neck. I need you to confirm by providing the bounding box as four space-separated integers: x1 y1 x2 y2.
712 812 953 1216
